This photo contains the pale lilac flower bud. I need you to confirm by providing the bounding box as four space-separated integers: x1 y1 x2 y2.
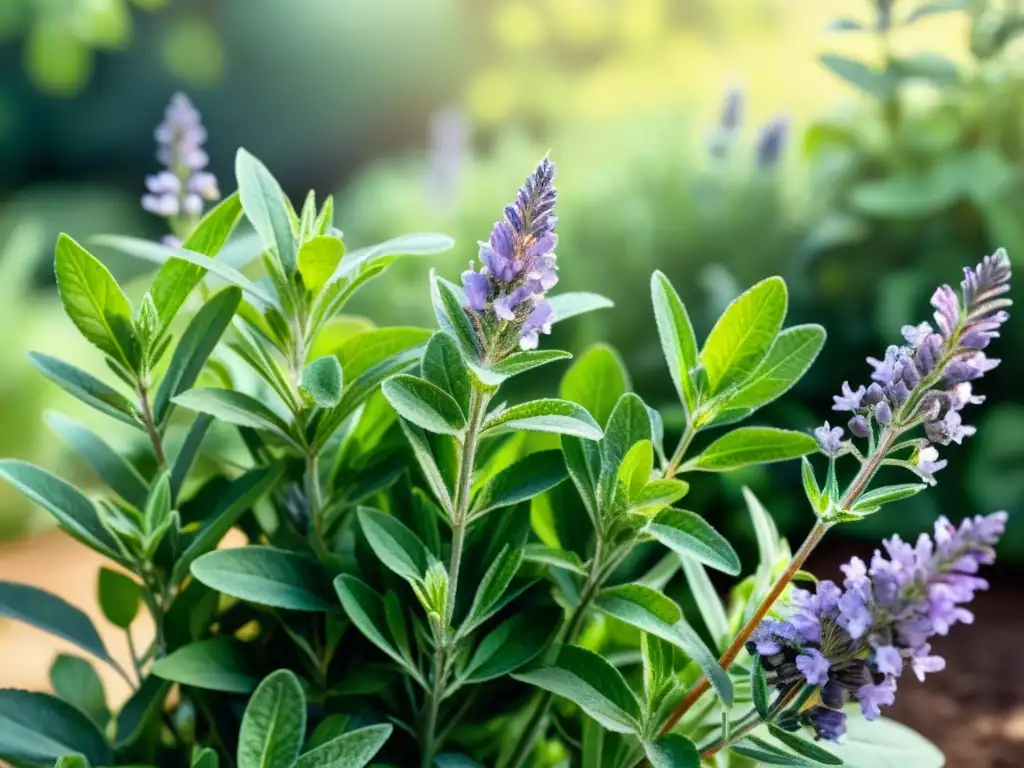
849 415 870 437
142 194 179 217
832 381 866 412
875 401 892 425
863 383 885 405
755 114 789 170
189 171 220 200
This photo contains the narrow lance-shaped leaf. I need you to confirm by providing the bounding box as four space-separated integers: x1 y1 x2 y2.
421 331 471 415
683 428 817 472
431 270 478 360
768 724 843 765
594 583 733 706
150 192 244 331
0 581 115 666
461 608 561 683
483 399 603 441
28 352 140 428
191 546 336 612
651 271 699 415
173 388 299 448
512 645 642 733
151 637 260 694
0 460 126 565
600 393 652 505
55 233 140 371
679 558 729 650
154 286 242 423
45 412 148 510
236 148 298 274
357 507 430 584
114 675 170 748
646 508 741 575
471 450 567 518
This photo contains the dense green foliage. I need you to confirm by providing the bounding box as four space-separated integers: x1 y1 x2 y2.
0 149 952 767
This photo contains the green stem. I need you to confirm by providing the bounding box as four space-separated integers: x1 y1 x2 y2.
136 381 166 468
663 419 697 478
421 387 488 767
305 451 325 539
506 539 616 768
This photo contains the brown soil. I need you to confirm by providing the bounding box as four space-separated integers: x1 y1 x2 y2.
1 535 1021 766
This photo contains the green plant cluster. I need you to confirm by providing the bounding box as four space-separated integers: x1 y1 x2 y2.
0 149 950 767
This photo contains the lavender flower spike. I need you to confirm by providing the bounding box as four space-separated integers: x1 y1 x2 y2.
749 511 1007 741
460 156 560 357
817 250 1011 484
143 93 220 239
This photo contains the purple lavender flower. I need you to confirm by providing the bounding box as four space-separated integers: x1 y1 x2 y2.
143 93 220 232
814 422 844 456
749 511 1006 740
708 85 745 159
755 114 789 170
460 156 560 356
818 251 1010 483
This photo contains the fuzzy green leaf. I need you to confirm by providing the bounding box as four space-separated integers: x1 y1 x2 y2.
422 331 472 415
114 675 169 748
431 270 479 360
462 608 560 683
173 388 298 446
45 412 148 509
236 149 297 274
768 725 843 765
594 583 733 706
150 193 243 331
546 292 615 324
28 353 140 428
512 645 642 733
237 669 306 768
701 276 787 393
643 734 700 768
50 655 109 730
852 483 927 512
679 558 729 650
600 393 652 505
294 724 393 768
684 428 817 472
333 576 422 682
482 399 603 440
382 375 466 436
472 450 567 518
522 544 587 575
302 356 344 408
357 507 430 583
647 508 740 574
722 324 826 412
465 545 524 630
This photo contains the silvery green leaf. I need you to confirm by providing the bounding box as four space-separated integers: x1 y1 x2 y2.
422 331 472 415
642 734 700 768
151 637 260 694
680 558 729 650
471 450 567 519
594 583 732 706
45 412 148 509
768 725 843 765
236 148 298 275
512 645 642 734
28 352 141 428
173 388 298 447
293 724 393 768
430 270 478 360
461 609 560 683
114 675 169 748
302 355 344 408
464 545 524 631
522 544 587 575
646 508 740 574
482 399 602 440
721 324 826 412
599 393 652 505
382 374 466 436
823 715 943 767
297 234 344 295
0 689 113 765
357 507 430 584
50 654 109 730
852 483 927 512
546 292 614 324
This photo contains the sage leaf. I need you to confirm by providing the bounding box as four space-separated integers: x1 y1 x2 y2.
471 450 567 518
546 292 614 324
382 374 467 436
55 233 140 371
462 608 560 683
512 644 642 734
50 654 109 730
684 427 816 472
651 271 699 414
700 276 787 393
191 546 336 612
237 669 306 768
302 355 344 408
297 234 344 295
151 637 260 694
97 567 140 630
173 388 298 447
236 148 297 274
481 399 602 440
646 508 740 574
294 724 393 768
28 352 140 428
0 689 113 765
422 331 472 415
357 507 430 583
643 734 700 768
114 675 170 748
722 324 826 412
559 343 629 428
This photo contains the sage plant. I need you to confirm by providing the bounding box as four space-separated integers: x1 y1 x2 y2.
0 102 1011 768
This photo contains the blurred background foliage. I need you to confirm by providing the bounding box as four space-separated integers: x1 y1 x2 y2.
0 0 1021 558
